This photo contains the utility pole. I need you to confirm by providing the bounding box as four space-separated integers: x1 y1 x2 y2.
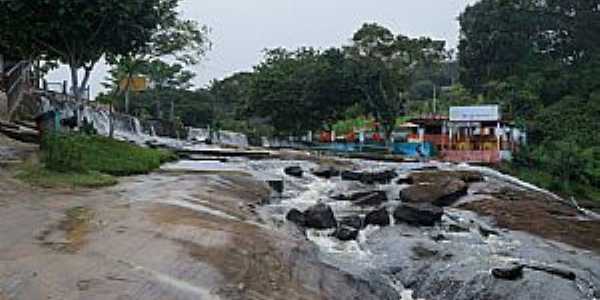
432 84 437 114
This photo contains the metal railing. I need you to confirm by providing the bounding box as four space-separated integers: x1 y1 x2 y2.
1 60 32 120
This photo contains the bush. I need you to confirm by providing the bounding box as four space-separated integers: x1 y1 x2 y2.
42 133 176 176
510 140 600 200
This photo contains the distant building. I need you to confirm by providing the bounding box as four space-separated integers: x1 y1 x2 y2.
401 105 526 164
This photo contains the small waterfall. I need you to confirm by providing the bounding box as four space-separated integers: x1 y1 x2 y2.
39 97 150 144
187 127 249 148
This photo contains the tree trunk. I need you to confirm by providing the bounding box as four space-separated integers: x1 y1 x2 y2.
69 65 83 127
70 65 81 102
170 100 175 121
109 101 115 138
125 89 130 114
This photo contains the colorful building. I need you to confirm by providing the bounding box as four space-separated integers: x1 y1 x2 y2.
402 105 526 163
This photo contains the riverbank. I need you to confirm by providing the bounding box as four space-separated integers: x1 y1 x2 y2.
1 140 600 299
0 162 389 299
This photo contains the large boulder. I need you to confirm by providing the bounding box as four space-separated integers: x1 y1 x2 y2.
408 170 484 185
286 209 306 227
284 166 304 178
354 191 388 207
313 166 340 179
339 215 363 230
332 191 388 207
341 171 363 181
365 208 390 227
492 264 524 281
360 170 397 185
393 203 443 226
304 203 337 229
332 226 360 241
399 178 468 207
342 170 397 184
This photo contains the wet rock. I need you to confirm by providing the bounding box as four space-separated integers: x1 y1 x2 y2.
393 203 443 227
341 171 363 181
332 190 386 203
286 209 306 227
408 170 484 184
332 225 360 241
413 166 440 172
396 176 413 185
411 245 439 260
431 233 447 242
399 179 468 207
448 224 470 233
526 264 576 281
478 225 500 238
341 170 397 184
360 170 398 185
267 179 284 194
353 191 388 207
284 166 303 178
492 264 524 280
339 215 363 230
304 204 337 229
365 208 390 227
313 166 340 179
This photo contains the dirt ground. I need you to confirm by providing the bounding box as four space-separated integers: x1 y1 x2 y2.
459 187 600 253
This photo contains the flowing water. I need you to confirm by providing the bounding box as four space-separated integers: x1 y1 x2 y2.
246 159 600 300
38 97 600 299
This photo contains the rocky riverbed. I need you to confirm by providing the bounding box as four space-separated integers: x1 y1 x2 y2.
255 156 600 300
1 144 599 300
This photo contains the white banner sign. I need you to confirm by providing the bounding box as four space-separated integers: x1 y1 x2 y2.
450 105 501 122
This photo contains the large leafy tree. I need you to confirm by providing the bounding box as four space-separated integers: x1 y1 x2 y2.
104 13 210 113
0 0 186 102
245 47 356 135
345 23 446 140
458 0 600 196
458 0 600 95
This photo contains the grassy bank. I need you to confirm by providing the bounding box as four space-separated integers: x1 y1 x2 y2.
497 163 600 203
43 134 177 176
18 133 177 188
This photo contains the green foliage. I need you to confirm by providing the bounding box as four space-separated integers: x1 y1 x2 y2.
531 94 600 147
345 23 448 139
332 117 372 136
0 0 186 100
42 134 176 176
244 47 358 135
209 23 447 139
458 0 600 200
120 88 214 127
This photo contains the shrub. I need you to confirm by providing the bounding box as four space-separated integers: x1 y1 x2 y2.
42 133 176 176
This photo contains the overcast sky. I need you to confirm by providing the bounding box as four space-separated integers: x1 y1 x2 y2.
47 0 477 97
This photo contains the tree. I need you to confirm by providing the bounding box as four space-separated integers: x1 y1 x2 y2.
245 47 357 136
458 0 600 95
0 0 187 102
345 23 446 141
104 12 210 113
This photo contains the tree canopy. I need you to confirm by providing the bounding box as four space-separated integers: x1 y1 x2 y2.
0 0 203 101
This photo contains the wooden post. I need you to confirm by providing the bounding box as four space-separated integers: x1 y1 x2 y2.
496 122 501 152
449 126 453 150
